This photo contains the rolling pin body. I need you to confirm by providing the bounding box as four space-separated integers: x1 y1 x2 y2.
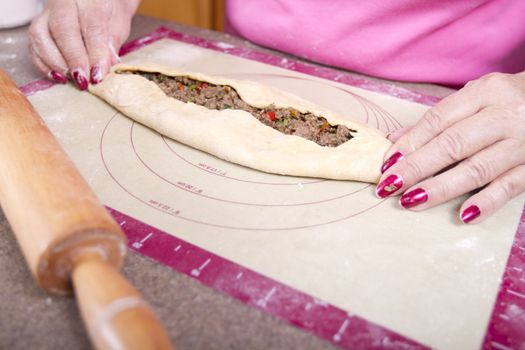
0 70 172 349
0 71 124 292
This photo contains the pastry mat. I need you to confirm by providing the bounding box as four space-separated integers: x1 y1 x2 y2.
23 27 525 350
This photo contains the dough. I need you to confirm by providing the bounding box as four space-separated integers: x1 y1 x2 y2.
89 63 392 183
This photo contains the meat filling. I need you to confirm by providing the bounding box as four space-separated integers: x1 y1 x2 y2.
122 71 356 147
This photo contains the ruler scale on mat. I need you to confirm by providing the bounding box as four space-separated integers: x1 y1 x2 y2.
22 27 525 350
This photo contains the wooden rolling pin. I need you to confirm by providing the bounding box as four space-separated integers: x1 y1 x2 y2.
0 69 173 350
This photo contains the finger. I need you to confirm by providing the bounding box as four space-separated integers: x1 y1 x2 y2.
29 46 60 83
28 10 69 80
30 47 67 84
397 138 525 210
460 165 525 224
384 82 485 160
381 127 411 173
76 0 112 84
47 0 89 90
28 11 68 77
377 108 504 197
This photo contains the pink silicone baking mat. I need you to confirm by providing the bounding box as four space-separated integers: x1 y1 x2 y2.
21 26 525 350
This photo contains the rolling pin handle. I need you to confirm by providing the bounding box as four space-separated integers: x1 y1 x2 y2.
72 251 173 350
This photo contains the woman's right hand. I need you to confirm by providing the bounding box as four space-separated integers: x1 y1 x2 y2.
28 0 140 90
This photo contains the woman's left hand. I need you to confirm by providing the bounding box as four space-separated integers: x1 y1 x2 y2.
376 72 525 224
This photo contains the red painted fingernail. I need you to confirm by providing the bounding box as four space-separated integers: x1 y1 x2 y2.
381 151 404 173
461 205 480 223
376 174 404 198
400 188 428 208
48 71 67 84
72 68 88 90
90 65 102 84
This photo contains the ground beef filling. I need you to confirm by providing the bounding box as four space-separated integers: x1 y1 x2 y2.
126 71 356 147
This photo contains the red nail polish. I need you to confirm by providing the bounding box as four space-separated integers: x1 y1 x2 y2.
48 71 67 84
72 69 88 90
376 174 404 198
400 188 428 208
381 151 404 173
90 65 102 84
461 205 480 223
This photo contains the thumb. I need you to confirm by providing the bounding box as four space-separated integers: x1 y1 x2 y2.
108 37 122 66
108 2 136 65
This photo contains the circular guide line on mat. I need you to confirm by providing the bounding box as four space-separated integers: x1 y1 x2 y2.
132 123 371 207
99 73 395 230
160 135 325 186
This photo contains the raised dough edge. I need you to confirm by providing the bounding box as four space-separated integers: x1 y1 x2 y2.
89 63 392 183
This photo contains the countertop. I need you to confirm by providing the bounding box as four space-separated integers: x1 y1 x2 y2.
0 15 453 350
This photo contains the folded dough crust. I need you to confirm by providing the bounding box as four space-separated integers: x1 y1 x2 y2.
89 63 392 183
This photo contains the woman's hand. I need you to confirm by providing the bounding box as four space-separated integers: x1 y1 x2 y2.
28 0 140 90
376 72 525 224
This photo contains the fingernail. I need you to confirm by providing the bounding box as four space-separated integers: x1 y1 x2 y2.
72 68 88 91
400 188 428 208
381 151 404 173
461 205 480 223
376 174 404 198
90 65 102 84
48 71 67 84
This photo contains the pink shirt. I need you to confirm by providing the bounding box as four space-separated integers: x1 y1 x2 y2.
226 0 525 86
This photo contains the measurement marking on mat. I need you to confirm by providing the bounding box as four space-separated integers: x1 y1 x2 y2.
140 233 153 243
491 341 513 350
507 289 525 299
236 272 243 280
174 244 182 252
313 298 328 307
498 313 510 320
333 318 350 342
381 336 392 346
197 163 227 176
176 181 203 194
191 258 211 277
257 287 277 308
119 220 126 226
131 232 153 249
